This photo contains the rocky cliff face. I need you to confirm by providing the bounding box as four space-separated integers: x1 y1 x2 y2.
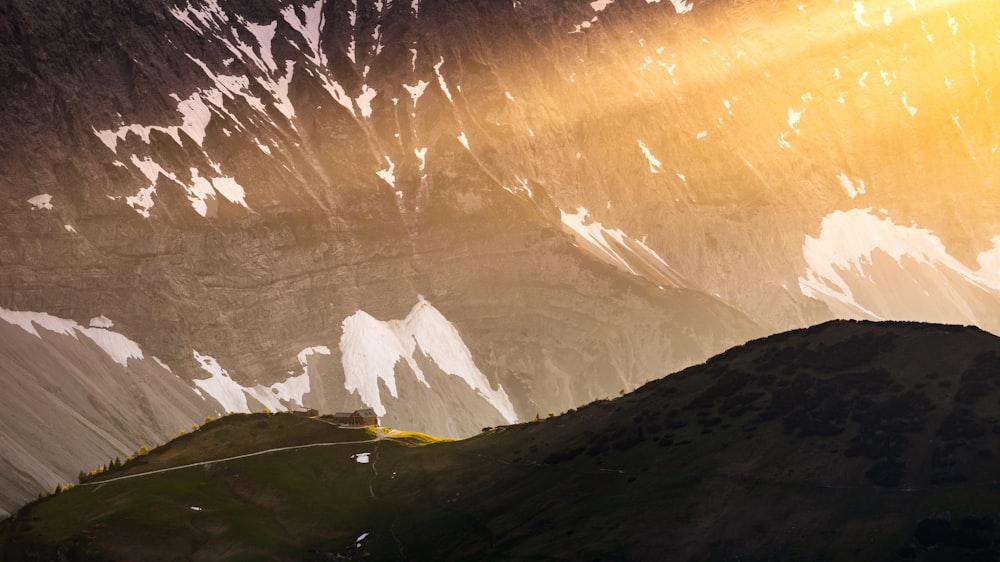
0 0 996 514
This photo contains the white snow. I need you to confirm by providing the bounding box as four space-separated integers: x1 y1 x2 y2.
355 85 378 119
94 90 215 153
787 108 803 132
837 172 866 198
92 127 120 153
82 327 145 366
193 347 320 414
209 176 248 209
502 177 533 198
0 308 143 366
798 209 1000 315
777 132 791 149
352 453 371 464
696 131 708 140
89 316 114 329
433 57 454 102
320 77 355 116
184 167 249 217
64 224 77 233
883 8 892 26
245 21 278 73
193 351 250 413
339 311 414 413
853 1 867 26
282 0 327 67
457 132 470 150
168 5 299 126
560 207 678 283
339 297 517 422
27 194 53 210
414 147 428 172
560 206 637 275
153 357 173 372
636 140 663 174
901 93 918 116
667 0 693 14
265 346 326 407
590 0 614 11
376 156 396 187
403 80 429 108
0 309 78 339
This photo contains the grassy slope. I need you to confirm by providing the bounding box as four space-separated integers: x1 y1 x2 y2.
4 320 1000 561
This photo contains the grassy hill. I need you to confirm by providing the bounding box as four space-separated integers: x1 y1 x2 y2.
4 320 1000 561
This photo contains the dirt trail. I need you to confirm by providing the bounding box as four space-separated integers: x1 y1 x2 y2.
81 438 378 486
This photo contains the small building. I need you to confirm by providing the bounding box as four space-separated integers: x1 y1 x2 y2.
331 408 379 427
292 408 319 417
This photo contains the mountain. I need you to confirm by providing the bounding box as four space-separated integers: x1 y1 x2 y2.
4 320 1000 561
0 0 997 516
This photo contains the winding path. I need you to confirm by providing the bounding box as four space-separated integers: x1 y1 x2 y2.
80 437 378 486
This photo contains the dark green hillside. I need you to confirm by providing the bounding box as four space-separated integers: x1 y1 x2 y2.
4 321 1000 561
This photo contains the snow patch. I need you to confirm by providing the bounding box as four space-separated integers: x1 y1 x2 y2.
798 209 1000 315
183 167 249 217
193 348 319 414
339 297 517 422
853 1 867 26
560 207 678 284
837 172 866 198
414 147 428 172
787 108 803 132
561 207 638 275
433 57 454 102
667 0 693 14
502 177 533 197
637 140 663 174
376 156 396 187
355 85 378 119
89 316 114 329
27 194 53 210
403 80 429 108
457 132 470 150
352 453 371 464
282 0 327 67
193 352 250 413
590 0 614 11
0 308 143 366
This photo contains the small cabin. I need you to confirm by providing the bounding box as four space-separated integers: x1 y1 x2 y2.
331 408 379 427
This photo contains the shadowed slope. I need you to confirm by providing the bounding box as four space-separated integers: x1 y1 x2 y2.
4 320 1000 561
